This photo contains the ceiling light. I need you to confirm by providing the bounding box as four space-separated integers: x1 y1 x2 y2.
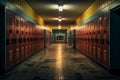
58 18 62 22
58 5 63 11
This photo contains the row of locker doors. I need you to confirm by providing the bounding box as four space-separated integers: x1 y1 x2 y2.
6 10 51 70
72 13 109 68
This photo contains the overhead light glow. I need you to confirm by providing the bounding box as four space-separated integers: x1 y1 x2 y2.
58 25 61 29
58 18 62 22
58 5 63 11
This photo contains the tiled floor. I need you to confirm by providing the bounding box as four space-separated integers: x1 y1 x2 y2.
0 44 120 80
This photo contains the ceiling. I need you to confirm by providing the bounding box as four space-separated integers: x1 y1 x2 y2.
25 0 95 27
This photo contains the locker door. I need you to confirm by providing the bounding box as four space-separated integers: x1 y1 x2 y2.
102 14 109 68
96 17 102 64
24 20 29 57
92 20 97 60
20 17 25 60
29 22 32 54
6 11 15 69
14 15 21 64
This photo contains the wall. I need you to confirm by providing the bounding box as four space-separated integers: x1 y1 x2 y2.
7 0 44 25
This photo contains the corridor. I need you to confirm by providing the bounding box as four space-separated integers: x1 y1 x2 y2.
0 44 120 80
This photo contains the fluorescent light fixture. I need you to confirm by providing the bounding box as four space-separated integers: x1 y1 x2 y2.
58 5 63 11
58 25 61 29
58 18 62 22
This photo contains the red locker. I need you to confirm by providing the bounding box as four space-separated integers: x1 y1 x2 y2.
6 10 15 69
24 20 29 57
86 24 89 56
90 22 94 59
28 24 32 54
82 26 85 53
33 27 36 52
89 24 93 57
23 20 27 58
14 15 21 63
36 28 38 51
27 22 32 55
96 17 102 64
101 14 109 68
92 20 97 60
20 18 25 60
31 24 34 53
32 26 35 53
46 31 50 47
39 29 41 49
85 25 88 54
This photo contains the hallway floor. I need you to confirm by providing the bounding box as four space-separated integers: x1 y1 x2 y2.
0 44 120 80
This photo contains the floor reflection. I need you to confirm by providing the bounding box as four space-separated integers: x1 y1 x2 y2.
1 44 120 80
56 44 64 80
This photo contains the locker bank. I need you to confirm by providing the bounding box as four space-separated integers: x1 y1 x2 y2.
0 0 120 80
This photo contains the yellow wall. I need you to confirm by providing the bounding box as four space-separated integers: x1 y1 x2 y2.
8 0 44 25
76 0 112 25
